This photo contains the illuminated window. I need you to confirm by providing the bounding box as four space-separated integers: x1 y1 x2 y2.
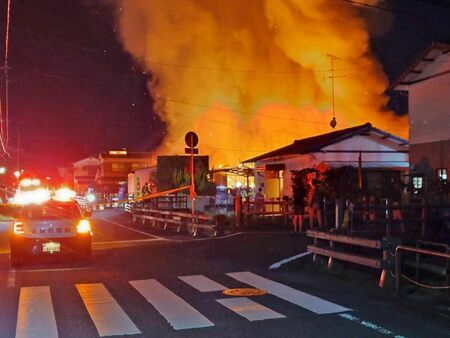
111 163 125 172
109 150 127 155
437 168 447 181
412 176 423 189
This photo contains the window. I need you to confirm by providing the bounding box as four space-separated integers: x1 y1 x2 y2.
412 176 423 189
437 168 447 181
111 163 126 172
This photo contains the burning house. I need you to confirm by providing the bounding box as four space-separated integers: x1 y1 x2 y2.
243 123 409 200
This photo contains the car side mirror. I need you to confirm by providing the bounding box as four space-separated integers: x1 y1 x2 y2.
84 210 92 218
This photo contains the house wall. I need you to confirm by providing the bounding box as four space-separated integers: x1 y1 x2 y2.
408 52 450 176
99 157 152 179
410 140 450 175
409 52 450 145
255 134 409 198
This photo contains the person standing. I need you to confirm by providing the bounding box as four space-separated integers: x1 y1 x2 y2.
292 180 306 232
308 179 324 229
254 187 265 214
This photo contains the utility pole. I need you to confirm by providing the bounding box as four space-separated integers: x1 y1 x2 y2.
326 53 343 129
0 0 12 155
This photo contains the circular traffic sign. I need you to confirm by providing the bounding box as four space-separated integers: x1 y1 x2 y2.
185 131 199 148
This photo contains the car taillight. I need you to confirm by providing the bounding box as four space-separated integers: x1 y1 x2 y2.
13 221 24 235
77 219 91 234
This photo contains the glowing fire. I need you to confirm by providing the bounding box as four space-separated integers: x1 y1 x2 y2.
116 0 407 166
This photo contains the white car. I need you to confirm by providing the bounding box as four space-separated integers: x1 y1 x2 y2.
10 200 92 267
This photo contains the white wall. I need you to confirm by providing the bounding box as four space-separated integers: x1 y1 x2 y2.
256 134 409 197
409 52 450 145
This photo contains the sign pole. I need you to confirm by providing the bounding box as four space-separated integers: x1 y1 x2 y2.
190 134 195 220
184 131 199 234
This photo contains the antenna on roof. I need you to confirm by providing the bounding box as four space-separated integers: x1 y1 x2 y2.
326 54 343 129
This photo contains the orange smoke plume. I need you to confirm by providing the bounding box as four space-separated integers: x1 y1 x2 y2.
116 0 407 166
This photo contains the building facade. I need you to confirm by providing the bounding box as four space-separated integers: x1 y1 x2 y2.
73 157 101 194
244 123 409 199
95 150 154 195
394 41 450 183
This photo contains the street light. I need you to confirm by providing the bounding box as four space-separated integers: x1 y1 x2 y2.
14 170 21 179
0 167 5 174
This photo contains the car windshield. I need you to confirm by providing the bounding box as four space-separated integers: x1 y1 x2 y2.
20 202 81 220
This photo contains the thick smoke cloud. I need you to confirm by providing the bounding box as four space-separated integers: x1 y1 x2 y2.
115 0 406 166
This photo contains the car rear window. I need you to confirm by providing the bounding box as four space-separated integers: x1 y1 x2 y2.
20 202 81 220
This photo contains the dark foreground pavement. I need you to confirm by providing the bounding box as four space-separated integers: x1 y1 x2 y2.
0 210 448 337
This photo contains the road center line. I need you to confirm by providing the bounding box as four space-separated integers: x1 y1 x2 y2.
99 218 165 239
14 267 96 273
269 252 312 270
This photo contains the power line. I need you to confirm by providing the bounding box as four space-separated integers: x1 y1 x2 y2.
146 59 381 75
160 97 330 125
340 0 450 26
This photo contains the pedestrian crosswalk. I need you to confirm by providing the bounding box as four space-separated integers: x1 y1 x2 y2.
76 283 141 336
6 272 352 337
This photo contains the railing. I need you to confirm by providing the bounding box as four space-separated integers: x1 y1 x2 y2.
350 200 450 237
395 245 450 296
239 199 291 227
307 229 399 287
131 206 220 237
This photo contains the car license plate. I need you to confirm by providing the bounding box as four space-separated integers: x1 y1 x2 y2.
43 242 60 253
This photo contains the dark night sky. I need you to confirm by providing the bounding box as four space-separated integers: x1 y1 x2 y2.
0 0 449 177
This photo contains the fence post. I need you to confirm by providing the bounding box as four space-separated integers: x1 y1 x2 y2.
379 199 392 288
421 198 428 238
235 195 242 228
335 199 339 229
243 200 250 227
396 247 401 296
328 239 334 269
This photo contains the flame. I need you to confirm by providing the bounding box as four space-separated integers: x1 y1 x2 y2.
115 0 407 166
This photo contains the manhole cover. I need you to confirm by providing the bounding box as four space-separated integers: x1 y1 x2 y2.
222 288 267 297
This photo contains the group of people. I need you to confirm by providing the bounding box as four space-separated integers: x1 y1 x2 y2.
292 178 323 233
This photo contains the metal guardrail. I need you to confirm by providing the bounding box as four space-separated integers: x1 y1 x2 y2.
131 207 220 237
307 230 399 287
395 245 450 296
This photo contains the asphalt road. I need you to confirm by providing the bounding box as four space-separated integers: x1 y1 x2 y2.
0 209 448 338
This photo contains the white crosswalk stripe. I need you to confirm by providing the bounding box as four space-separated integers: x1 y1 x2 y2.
216 297 286 321
15 286 58 338
179 275 227 292
10 273 352 337
227 271 352 314
76 283 141 337
130 278 214 330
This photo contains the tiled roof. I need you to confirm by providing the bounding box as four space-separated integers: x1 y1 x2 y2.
243 123 407 163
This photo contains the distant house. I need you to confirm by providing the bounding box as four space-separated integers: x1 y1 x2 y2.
73 157 100 194
243 123 409 199
393 41 450 187
95 150 154 194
